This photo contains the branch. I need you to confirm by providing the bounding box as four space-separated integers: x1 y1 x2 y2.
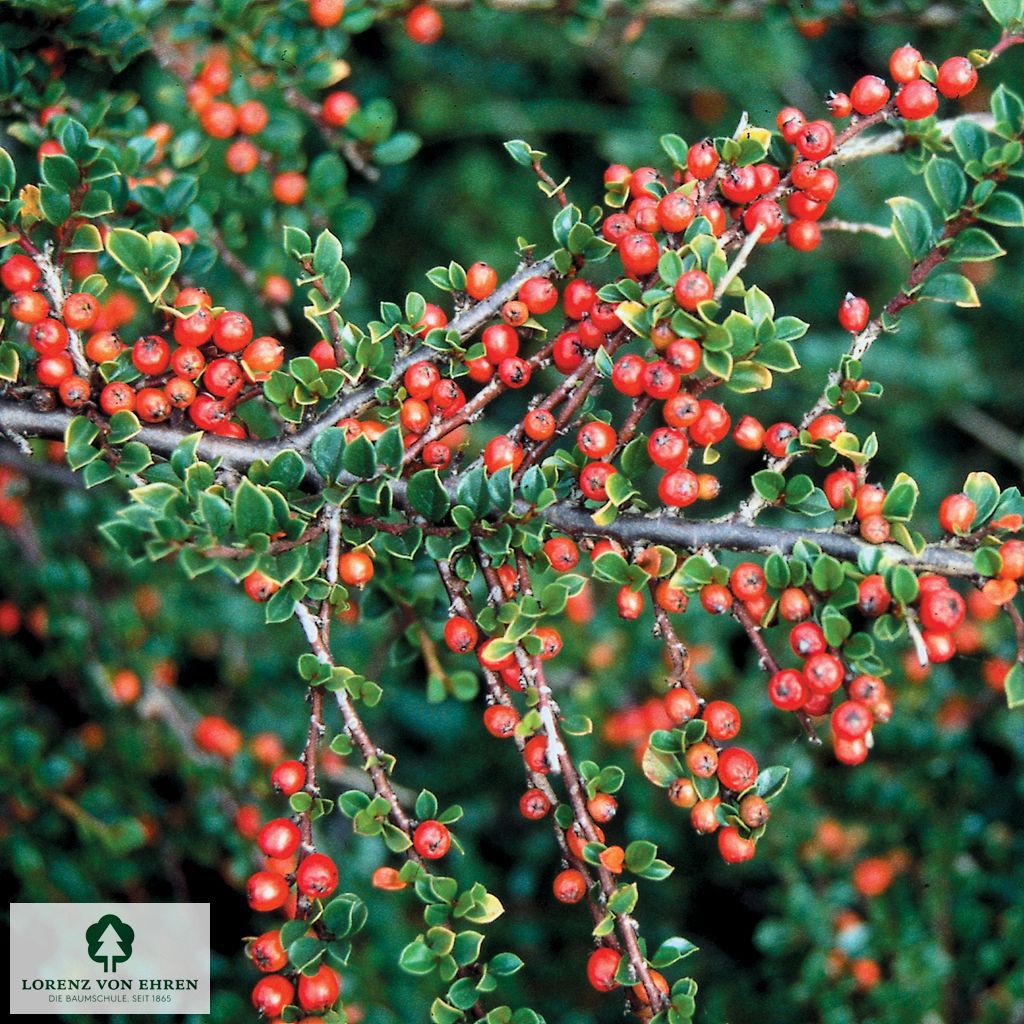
826 112 995 166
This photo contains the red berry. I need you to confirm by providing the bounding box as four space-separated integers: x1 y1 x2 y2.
577 420 617 459
580 461 616 502
838 294 870 333
2 253 41 291
896 80 939 120
718 826 756 863
657 689 696 727
889 44 923 84
937 57 977 100
803 652 845 694
296 852 339 897
251 975 294 1017
850 75 891 116
686 140 719 179
826 91 853 118
674 269 713 311
795 120 835 161
249 930 287 973
271 760 306 795
524 408 556 441
658 191 696 233
642 359 682 401
732 415 765 450
29 318 69 355
322 91 359 127
444 616 477 653
405 4 443 44
619 232 660 277
699 583 732 615
214 311 253 352
483 435 523 474
659 467 700 508
832 700 873 741
689 399 731 447
704 700 741 741
777 107 806 143
768 669 806 711
519 788 550 819
611 353 646 397
413 819 451 859
586 948 621 992
544 536 579 572
938 492 976 534
552 868 587 904
518 276 558 315
298 964 341 1012
717 746 757 791
247 870 290 912
483 703 519 738
466 261 498 300
258 818 301 859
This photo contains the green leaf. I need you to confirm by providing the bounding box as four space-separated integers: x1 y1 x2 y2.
918 272 980 308
752 470 785 502
754 765 789 800
983 0 1023 27
651 936 699 968
311 428 346 482
973 546 1003 578
503 139 542 167
727 360 772 393
1006 662 1024 710
400 938 437 975
322 893 368 937
756 339 799 372
374 131 421 166
964 471 1000 524
106 228 182 302
407 470 451 523
811 555 843 593
0 146 15 197
947 227 1006 262
107 411 141 445
233 479 274 538
342 434 378 478
41 153 80 192
886 197 933 260
978 190 1024 227
489 952 525 976
923 157 967 218
624 840 657 873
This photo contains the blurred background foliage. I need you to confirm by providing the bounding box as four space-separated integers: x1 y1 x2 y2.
2 1 1024 1023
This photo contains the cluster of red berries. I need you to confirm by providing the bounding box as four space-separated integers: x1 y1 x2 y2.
601 42 976 263
657 692 765 863
185 50 302 204
2 254 283 432
246 759 342 1017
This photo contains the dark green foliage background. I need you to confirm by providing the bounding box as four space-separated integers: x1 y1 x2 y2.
1 2 1024 1023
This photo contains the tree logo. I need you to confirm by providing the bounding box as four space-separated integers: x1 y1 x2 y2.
85 914 135 973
